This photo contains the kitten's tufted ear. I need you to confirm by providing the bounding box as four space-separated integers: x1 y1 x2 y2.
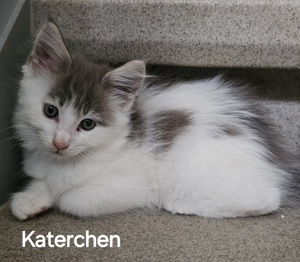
29 22 71 74
102 60 145 110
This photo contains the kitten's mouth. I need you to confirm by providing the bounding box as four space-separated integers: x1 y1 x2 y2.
50 146 82 159
52 148 78 159
52 148 67 156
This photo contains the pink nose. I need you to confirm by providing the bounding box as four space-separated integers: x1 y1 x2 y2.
53 140 69 151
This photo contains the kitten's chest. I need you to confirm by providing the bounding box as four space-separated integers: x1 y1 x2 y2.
46 160 105 196
24 153 100 195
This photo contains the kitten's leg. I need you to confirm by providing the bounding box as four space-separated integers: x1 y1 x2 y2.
58 183 152 217
11 180 54 220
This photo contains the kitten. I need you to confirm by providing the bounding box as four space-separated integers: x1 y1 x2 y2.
11 22 299 220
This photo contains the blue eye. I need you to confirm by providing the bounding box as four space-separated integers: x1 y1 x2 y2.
79 119 96 131
44 104 58 118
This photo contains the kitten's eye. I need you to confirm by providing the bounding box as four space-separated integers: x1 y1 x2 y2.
79 119 96 131
44 104 58 118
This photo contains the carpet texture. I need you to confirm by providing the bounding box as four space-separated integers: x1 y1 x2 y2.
0 66 299 261
32 0 300 68
0 205 299 262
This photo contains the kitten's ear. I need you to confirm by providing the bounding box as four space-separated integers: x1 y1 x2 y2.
102 60 145 109
29 22 71 74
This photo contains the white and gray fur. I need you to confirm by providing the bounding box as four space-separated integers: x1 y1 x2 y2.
11 23 299 220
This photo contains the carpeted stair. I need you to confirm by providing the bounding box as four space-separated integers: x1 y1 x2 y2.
0 1 299 261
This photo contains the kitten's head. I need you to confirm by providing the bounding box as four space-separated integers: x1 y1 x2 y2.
15 22 145 160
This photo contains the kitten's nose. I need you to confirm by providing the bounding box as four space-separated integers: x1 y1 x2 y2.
53 130 71 151
53 140 69 151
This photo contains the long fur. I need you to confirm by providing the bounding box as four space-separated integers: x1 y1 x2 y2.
11 23 299 220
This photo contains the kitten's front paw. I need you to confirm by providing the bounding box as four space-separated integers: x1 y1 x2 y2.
11 191 52 220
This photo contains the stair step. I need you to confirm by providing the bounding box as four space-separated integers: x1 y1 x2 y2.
33 0 300 68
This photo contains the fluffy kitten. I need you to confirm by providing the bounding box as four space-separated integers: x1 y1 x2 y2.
11 23 298 220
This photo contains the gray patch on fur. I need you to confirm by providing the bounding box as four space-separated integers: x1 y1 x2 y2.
215 125 242 138
151 110 192 153
222 126 242 137
128 108 192 153
49 56 113 125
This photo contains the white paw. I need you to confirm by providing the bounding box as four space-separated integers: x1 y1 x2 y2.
164 200 196 215
11 191 52 220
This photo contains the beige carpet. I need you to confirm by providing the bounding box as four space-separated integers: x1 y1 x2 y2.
33 0 300 69
1 66 300 261
0 204 299 262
